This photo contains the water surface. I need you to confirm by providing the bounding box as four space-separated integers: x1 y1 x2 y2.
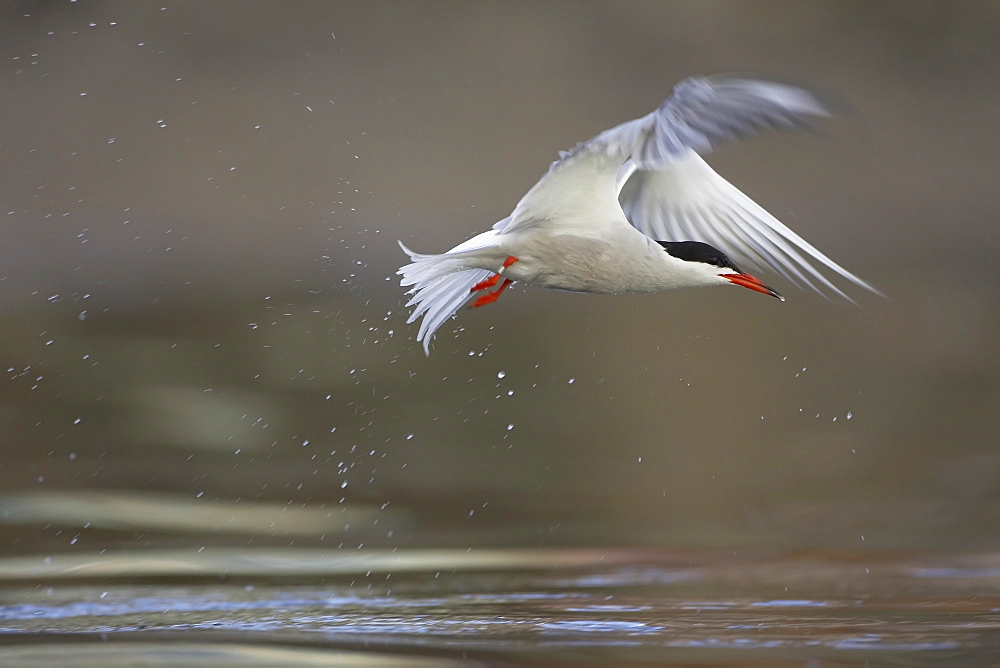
3 547 999 664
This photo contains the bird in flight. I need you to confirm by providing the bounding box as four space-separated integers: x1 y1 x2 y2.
399 74 878 354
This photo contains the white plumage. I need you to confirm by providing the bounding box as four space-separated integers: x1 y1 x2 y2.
399 74 879 355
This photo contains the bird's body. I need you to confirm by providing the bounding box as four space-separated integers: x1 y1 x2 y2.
501 232 664 293
448 229 664 293
399 74 878 354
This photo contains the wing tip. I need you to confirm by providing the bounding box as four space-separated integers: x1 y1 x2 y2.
693 71 853 119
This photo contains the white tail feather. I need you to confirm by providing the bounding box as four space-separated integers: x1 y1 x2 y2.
397 240 497 355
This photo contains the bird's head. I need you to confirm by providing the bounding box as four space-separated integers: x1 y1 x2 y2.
657 240 784 300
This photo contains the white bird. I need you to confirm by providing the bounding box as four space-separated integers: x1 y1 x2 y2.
398 74 879 354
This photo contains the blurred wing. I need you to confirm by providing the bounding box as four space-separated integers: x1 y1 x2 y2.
502 74 837 239
619 150 882 300
623 74 836 169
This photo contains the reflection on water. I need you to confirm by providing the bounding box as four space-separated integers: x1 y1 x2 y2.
2 548 999 664
0 490 401 537
0 644 450 667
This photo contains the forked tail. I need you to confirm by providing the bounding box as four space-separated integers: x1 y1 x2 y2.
397 241 496 355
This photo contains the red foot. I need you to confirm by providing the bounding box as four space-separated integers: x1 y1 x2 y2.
472 278 513 307
469 256 518 307
470 273 501 292
469 256 519 294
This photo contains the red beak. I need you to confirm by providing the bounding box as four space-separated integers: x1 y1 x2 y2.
721 273 784 301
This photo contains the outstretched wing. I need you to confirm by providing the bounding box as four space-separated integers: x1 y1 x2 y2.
619 149 881 300
502 74 834 237
504 74 878 298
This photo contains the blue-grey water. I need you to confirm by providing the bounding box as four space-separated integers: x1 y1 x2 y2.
3 547 1000 664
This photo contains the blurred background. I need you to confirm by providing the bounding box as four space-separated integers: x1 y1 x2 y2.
1 0 999 558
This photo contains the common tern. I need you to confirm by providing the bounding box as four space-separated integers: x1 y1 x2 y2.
399 74 878 354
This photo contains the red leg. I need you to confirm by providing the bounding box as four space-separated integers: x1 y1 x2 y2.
472 278 513 307
469 256 519 294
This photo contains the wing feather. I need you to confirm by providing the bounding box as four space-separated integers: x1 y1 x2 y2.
620 150 881 299
503 74 876 298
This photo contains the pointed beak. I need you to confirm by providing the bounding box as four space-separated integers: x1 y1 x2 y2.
721 273 785 301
